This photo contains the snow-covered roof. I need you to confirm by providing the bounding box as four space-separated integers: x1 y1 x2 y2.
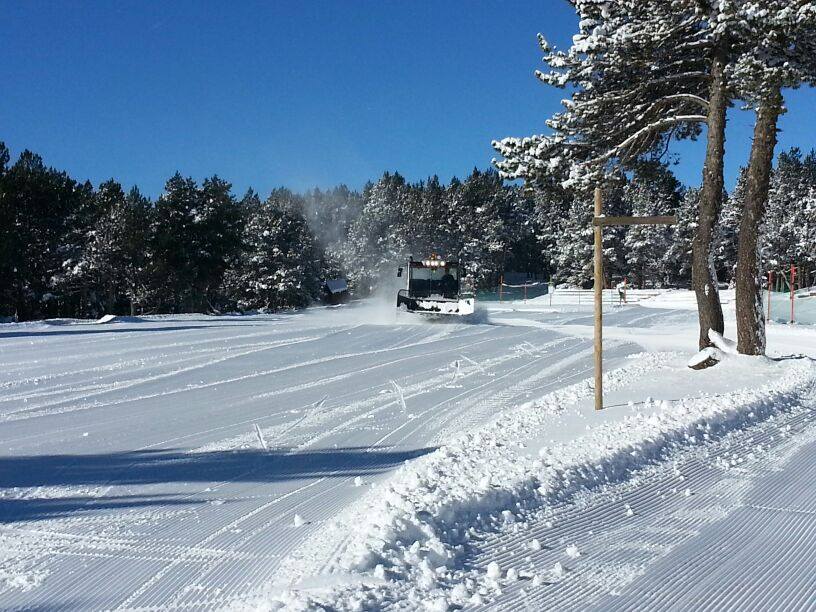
324 278 348 294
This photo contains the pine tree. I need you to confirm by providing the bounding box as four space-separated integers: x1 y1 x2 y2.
151 173 200 312
1 150 93 319
345 172 413 294
763 149 816 284
731 1 816 354
663 188 699 287
491 0 759 349
121 187 154 315
195 176 243 311
455 169 522 288
72 180 131 315
554 192 595 287
302 185 363 260
715 173 743 285
623 164 681 288
529 185 571 282
0 143 14 318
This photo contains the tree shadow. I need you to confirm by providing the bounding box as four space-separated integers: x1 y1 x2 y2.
769 354 816 363
0 493 201 522
0 324 237 339
0 446 434 523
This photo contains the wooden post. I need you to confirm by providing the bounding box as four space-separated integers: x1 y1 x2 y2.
767 270 773 322
594 187 604 411
790 264 796 323
592 198 676 410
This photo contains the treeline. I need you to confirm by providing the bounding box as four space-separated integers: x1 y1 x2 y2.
0 144 541 320
553 150 816 290
1 142 813 321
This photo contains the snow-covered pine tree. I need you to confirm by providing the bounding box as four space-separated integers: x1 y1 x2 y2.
764 148 816 286
715 172 743 285
601 179 632 285
1 150 94 319
151 173 200 312
554 192 595 287
120 187 153 315
222 192 320 311
528 184 572 282
344 172 413 294
195 176 243 311
302 185 363 262
491 0 755 349
730 1 816 354
663 187 699 287
72 180 133 315
492 1 710 190
455 169 523 289
504 187 542 282
406 175 451 259
623 163 682 288
0 142 15 318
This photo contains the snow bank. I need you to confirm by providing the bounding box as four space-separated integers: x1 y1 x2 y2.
256 352 816 610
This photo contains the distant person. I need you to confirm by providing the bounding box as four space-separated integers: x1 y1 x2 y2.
617 279 628 305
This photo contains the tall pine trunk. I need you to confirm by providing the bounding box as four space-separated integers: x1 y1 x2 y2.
735 85 783 355
692 50 727 350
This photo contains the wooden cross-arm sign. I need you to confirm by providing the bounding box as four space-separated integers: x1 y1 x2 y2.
593 215 677 227
592 187 676 411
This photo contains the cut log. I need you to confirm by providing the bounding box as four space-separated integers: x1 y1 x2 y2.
688 346 725 370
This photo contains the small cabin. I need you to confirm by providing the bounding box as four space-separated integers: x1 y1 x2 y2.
322 278 349 305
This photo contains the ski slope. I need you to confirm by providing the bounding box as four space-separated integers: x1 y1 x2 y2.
1 296 815 611
0 301 642 610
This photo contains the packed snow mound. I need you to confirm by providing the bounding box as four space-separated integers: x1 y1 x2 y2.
687 346 725 369
688 330 749 369
96 314 117 324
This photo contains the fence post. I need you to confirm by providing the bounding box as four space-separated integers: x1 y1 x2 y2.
767 270 773 322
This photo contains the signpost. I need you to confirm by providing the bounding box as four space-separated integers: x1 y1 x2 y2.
591 186 677 411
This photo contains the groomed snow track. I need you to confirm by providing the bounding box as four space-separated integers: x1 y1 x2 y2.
4 303 815 611
0 306 643 610
470 386 816 611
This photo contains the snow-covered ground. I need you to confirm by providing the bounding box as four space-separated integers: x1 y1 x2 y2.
1 292 815 610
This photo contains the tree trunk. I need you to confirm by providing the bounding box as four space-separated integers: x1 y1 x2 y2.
692 49 727 350
735 86 782 356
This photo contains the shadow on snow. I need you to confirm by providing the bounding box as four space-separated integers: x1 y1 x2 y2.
0 445 434 523
0 323 272 339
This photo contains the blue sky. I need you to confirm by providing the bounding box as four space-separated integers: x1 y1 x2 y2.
2 0 815 198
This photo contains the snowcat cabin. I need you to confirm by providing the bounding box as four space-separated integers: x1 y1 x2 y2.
407 260 460 299
396 256 475 316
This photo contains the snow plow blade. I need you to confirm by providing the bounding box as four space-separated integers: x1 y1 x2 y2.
397 292 475 316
